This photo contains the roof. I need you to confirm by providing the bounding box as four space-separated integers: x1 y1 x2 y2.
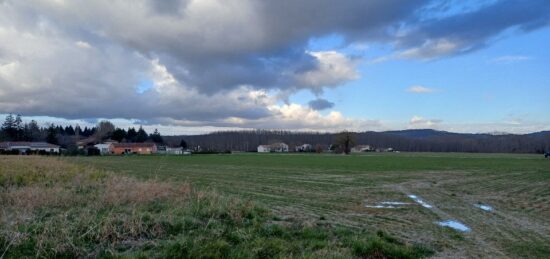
0 142 60 148
112 143 156 148
76 137 97 146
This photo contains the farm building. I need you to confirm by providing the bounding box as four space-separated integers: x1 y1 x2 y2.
257 145 271 153
351 145 373 153
112 143 157 155
295 144 313 152
94 143 114 155
257 143 289 153
157 146 184 155
0 142 60 154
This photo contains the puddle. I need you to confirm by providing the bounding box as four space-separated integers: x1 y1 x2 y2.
407 195 433 208
365 205 397 209
437 220 470 232
364 201 411 209
380 201 411 205
474 204 493 212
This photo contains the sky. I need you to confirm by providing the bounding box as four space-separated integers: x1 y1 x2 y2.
0 0 549 135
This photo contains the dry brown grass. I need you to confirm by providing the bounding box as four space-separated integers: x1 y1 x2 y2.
103 177 191 206
0 156 200 257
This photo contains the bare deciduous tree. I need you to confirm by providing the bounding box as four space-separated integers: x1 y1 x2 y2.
335 130 356 154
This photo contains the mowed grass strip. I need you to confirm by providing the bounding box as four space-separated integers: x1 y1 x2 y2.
0 156 432 258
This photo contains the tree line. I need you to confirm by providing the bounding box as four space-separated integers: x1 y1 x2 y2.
3 114 549 154
165 129 550 154
0 114 164 148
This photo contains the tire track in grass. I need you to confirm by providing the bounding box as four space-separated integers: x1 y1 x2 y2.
396 184 508 258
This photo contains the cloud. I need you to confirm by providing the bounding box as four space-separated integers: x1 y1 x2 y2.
295 51 360 93
75 41 91 49
407 85 435 94
308 98 335 111
397 39 460 60
409 116 442 129
0 0 549 132
395 0 550 59
491 55 532 64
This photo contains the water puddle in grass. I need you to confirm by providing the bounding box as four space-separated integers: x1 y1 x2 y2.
474 204 493 212
407 195 433 208
365 201 411 209
365 205 398 209
437 220 471 232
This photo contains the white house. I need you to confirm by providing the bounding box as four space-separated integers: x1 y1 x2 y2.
158 146 184 155
0 142 60 154
258 143 290 153
351 145 373 153
94 143 113 155
257 145 271 153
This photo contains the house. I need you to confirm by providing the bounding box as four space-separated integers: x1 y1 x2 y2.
258 142 289 153
112 143 157 155
271 142 289 152
351 145 373 153
257 145 271 153
94 143 114 155
0 142 60 154
76 137 97 149
157 146 184 155
295 144 313 152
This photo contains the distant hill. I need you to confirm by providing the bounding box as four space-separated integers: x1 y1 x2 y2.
164 129 550 154
385 129 456 138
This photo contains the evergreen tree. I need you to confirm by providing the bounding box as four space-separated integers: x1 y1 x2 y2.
14 114 23 140
1 114 16 141
127 127 137 142
75 125 82 136
136 126 148 143
65 125 75 135
46 124 58 144
111 128 127 142
82 127 90 137
150 129 163 143
26 120 41 141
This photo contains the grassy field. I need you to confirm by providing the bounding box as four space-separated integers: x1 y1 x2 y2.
68 153 550 258
0 155 431 258
2 153 549 258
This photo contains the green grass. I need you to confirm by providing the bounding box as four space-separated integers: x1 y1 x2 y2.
66 153 550 258
0 156 433 258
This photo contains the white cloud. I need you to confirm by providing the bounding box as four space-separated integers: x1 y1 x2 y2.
295 51 360 93
407 85 435 93
398 39 460 60
490 55 532 64
75 41 92 49
0 61 19 81
408 116 442 129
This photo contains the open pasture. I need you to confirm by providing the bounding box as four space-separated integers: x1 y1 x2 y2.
70 153 550 258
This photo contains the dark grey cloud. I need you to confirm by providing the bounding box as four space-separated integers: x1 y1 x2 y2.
308 98 335 111
396 0 550 58
148 0 189 16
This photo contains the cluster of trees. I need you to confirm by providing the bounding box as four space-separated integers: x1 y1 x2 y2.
0 114 164 147
3 114 549 154
165 129 550 154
